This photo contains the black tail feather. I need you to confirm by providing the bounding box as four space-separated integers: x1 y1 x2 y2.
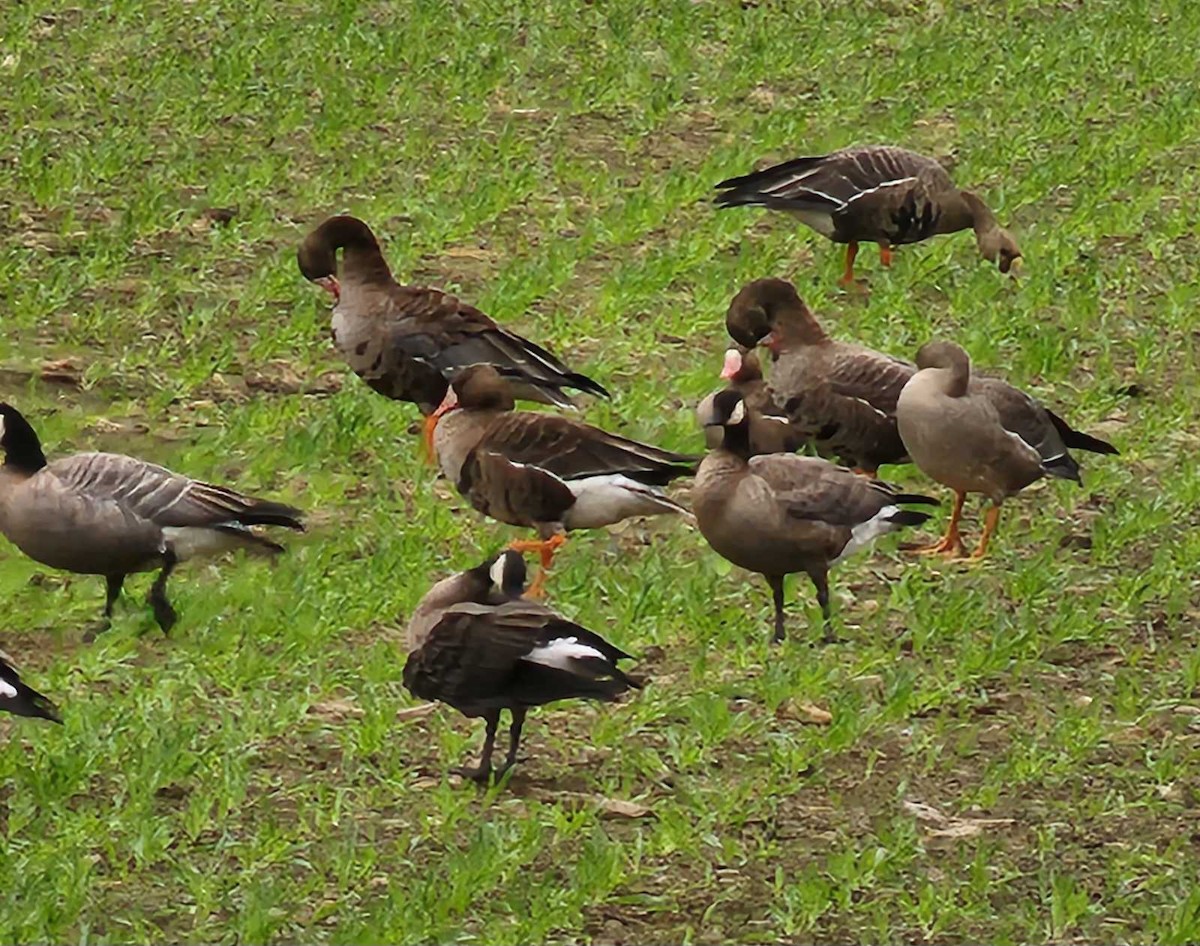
892 493 940 507
886 510 934 528
238 499 305 531
1047 410 1118 456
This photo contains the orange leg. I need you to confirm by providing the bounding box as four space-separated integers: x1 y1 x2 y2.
851 467 877 478
507 534 567 598
879 244 893 268
968 504 1001 561
911 490 967 557
838 242 859 286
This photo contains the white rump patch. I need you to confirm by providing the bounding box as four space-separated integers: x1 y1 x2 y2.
563 475 684 529
0 677 17 699
162 525 249 561
522 636 606 672
833 505 900 565
789 208 837 238
840 177 919 207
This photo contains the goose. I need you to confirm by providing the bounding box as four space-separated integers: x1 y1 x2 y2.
297 215 609 452
708 347 803 456
726 279 1117 484
715 145 1021 284
0 403 304 637
404 550 640 783
896 341 1110 559
432 365 697 594
694 390 937 643
0 651 61 723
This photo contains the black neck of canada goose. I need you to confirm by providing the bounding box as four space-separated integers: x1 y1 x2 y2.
915 342 971 398
298 215 395 291
0 405 48 474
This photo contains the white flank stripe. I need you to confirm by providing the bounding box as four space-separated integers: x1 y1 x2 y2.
0 678 17 699
563 474 681 529
841 177 918 208
848 396 889 420
523 637 606 672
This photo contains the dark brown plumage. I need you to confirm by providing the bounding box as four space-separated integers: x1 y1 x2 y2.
715 145 1021 284
0 403 304 637
694 390 936 643
297 216 609 447
433 366 697 592
404 551 639 783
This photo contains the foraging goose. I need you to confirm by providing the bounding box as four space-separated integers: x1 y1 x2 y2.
0 651 61 723
727 279 1117 481
896 341 1113 559
710 347 803 455
714 145 1021 284
694 390 937 643
433 365 698 593
297 215 609 451
0 404 304 636
404 550 639 782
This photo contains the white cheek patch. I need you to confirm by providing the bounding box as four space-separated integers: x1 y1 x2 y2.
488 555 508 590
0 416 6 441
728 400 746 424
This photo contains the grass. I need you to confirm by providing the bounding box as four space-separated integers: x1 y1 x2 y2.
1 0 1199 941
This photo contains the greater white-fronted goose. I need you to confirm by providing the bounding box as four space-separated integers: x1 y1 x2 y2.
727 279 1118 481
0 404 305 637
297 215 609 451
433 365 697 593
896 341 1111 559
726 278 912 474
404 550 639 783
715 145 1021 284
694 390 937 643
0 651 61 723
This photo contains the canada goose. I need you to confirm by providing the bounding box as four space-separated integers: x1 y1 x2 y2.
694 390 936 643
707 347 804 455
432 365 697 594
0 651 61 723
715 145 1021 284
297 215 609 452
727 279 1117 482
896 341 1113 559
404 550 640 783
0 404 304 636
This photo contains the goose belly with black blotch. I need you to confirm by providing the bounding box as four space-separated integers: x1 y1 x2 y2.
560 474 687 530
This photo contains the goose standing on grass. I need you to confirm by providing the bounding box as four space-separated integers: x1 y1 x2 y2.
727 278 1118 482
0 652 61 723
0 404 304 638
896 341 1111 560
714 145 1021 285
432 365 697 595
404 550 640 783
297 215 609 453
694 390 937 644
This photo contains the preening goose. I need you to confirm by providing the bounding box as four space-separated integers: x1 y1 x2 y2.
432 365 697 594
0 651 61 723
715 145 1021 284
694 390 936 643
896 341 1115 559
404 550 640 783
297 215 609 452
727 279 1117 482
0 404 304 636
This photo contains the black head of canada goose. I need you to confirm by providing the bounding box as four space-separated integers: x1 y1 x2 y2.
0 651 61 724
715 145 1021 284
693 389 937 644
0 404 305 638
403 550 640 784
431 364 698 595
297 215 609 455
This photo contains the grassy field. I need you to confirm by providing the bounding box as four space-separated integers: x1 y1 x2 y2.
2 0 1199 942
